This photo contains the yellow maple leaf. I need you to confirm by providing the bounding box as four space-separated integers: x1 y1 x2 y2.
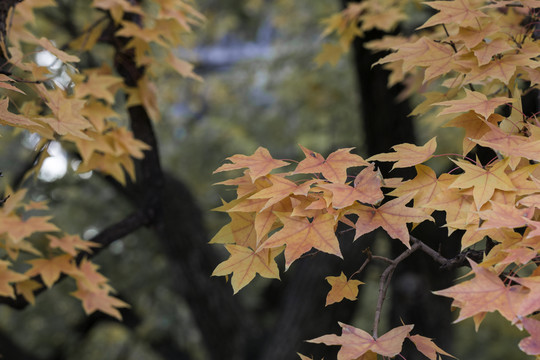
368 137 437 170
212 244 281 293
262 212 342 269
449 158 515 209
325 272 363 306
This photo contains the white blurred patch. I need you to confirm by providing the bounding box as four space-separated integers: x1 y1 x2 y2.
38 141 67 182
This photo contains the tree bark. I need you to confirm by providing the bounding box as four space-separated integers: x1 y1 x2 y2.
342 1 458 356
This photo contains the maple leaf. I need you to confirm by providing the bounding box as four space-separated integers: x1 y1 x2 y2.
519 317 540 356
47 234 100 256
450 158 515 209
477 201 531 230
464 55 537 85
315 43 345 67
74 72 123 103
167 52 203 81
407 334 455 360
444 111 501 155
473 122 540 161
25 254 74 288
349 194 434 248
433 259 526 322
367 137 437 170
293 146 368 183
71 286 130 320
472 38 514 66
308 323 413 359
209 212 257 248
450 22 500 49
434 89 511 119
418 0 487 29
508 276 540 318
15 279 42 305
319 165 383 208
248 174 314 210
212 244 281 293
388 164 438 211
214 147 290 182
0 214 60 243
0 260 27 298
36 37 80 63
262 212 342 269
69 258 109 293
0 98 40 128
35 86 92 139
325 272 363 306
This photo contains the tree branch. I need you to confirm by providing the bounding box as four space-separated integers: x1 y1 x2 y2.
372 241 421 338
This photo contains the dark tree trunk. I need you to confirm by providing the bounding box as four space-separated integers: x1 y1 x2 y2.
342 1 458 357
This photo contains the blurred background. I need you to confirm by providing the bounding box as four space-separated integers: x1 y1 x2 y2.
0 0 531 359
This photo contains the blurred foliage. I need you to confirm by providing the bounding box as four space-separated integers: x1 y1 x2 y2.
0 0 532 359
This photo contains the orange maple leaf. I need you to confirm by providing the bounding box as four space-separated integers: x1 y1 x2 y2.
47 234 100 256
25 254 74 288
450 158 515 209
325 272 363 306
434 89 511 119
433 259 526 322
71 286 130 320
214 147 290 182
349 194 433 247
0 214 60 243
293 146 368 183
308 323 413 359
211 244 281 293
262 212 342 269
367 137 437 170
69 258 110 293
